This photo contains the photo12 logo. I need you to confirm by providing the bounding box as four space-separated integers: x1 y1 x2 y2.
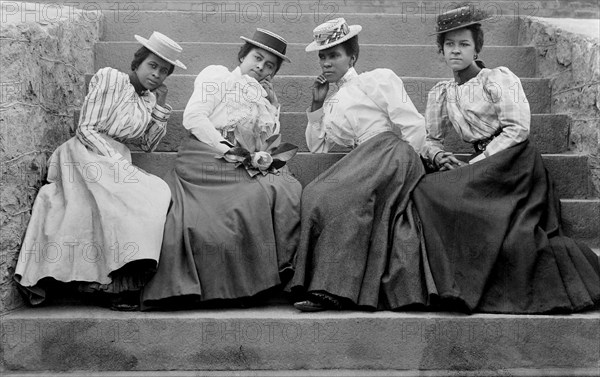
196 1 345 23
1 2 140 24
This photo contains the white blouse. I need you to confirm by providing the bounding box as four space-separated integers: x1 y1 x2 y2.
183 65 280 154
306 67 426 154
422 67 531 164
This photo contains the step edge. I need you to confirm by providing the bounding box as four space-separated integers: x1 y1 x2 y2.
75 110 569 117
137 151 591 158
83 74 552 81
95 42 535 49
2 368 600 377
4 304 599 319
99 11 531 18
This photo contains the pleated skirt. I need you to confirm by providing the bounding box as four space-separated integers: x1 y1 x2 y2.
412 141 600 313
142 136 302 309
288 132 437 310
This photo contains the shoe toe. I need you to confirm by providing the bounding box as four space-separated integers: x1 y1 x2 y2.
293 300 327 312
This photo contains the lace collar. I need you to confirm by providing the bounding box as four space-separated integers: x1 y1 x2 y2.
334 67 358 89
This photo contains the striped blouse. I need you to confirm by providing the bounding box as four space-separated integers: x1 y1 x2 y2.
422 67 530 164
76 67 171 160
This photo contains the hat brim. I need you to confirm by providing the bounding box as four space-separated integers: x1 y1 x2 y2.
429 17 491 36
134 35 187 70
240 36 291 63
305 25 362 52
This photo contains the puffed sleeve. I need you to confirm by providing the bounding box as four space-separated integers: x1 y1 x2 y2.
422 81 451 162
76 67 126 159
358 69 426 154
183 65 230 154
471 67 530 163
139 99 172 152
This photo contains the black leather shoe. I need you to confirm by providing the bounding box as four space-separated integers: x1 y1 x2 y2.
293 300 327 312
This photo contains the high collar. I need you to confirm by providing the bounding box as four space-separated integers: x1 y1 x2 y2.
334 67 358 88
232 66 246 79
454 62 482 86
231 66 268 98
129 71 150 96
233 66 262 84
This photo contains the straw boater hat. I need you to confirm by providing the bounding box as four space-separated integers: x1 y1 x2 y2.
305 18 362 52
134 31 187 69
240 29 291 63
432 5 491 35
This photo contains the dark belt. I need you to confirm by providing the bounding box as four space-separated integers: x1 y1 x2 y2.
473 128 502 153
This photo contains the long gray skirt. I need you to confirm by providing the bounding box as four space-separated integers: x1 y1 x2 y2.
142 136 302 309
288 132 436 310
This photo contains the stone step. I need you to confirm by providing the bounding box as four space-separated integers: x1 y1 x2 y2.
130 151 595 199
279 113 569 154
4 369 600 377
560 199 600 247
84 74 552 114
2 305 598 373
96 42 537 78
78 112 565 154
24 0 598 18
72 111 571 154
100 13 522 46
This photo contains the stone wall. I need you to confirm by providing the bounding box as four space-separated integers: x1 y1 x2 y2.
519 17 600 195
0 2 101 314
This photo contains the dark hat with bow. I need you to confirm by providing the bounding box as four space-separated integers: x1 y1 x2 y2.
433 6 491 35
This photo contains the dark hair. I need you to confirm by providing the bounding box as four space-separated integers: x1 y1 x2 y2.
436 24 484 54
130 46 175 75
237 42 284 75
339 36 360 66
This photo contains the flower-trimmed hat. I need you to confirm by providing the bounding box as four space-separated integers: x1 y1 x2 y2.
240 29 291 63
134 31 186 69
305 18 362 52
433 6 491 35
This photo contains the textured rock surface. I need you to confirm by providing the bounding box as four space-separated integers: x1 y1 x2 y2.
0 2 100 314
519 17 600 195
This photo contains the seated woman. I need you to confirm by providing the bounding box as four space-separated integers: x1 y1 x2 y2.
289 18 432 312
14 32 186 310
141 29 302 309
414 6 600 313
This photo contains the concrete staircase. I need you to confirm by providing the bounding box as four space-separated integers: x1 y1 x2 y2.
2 3 599 376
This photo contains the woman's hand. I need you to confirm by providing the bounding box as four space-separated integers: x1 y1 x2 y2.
260 76 279 106
153 84 168 107
434 151 466 171
311 74 329 111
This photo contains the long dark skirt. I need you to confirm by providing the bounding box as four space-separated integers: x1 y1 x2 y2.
141 136 302 309
412 140 600 313
288 132 437 310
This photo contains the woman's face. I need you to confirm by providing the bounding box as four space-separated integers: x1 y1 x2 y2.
134 52 172 90
442 28 477 72
318 45 354 83
239 47 278 82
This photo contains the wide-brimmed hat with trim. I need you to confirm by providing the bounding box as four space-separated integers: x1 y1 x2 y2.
134 31 186 69
305 18 362 52
240 29 291 63
432 6 491 35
